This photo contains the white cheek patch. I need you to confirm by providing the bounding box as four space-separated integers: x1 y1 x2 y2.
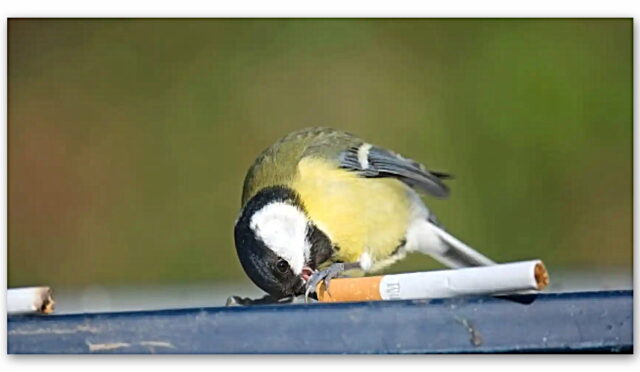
249 202 310 275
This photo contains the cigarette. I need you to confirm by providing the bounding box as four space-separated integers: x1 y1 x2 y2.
7 287 55 315
316 260 549 303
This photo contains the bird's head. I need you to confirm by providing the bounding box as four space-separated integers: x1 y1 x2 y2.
234 186 333 298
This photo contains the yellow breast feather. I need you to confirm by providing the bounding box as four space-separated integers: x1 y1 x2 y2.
292 157 412 270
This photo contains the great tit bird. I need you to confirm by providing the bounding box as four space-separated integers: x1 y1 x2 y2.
233 127 495 303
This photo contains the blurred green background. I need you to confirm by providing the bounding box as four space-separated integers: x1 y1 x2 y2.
8 19 632 294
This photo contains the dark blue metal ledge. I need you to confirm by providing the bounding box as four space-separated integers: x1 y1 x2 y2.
8 290 632 354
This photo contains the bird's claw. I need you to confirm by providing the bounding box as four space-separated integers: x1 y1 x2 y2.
304 263 347 303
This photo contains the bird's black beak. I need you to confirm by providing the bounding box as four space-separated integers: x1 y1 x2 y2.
293 266 314 296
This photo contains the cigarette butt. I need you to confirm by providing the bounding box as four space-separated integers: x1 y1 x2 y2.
7 287 55 315
317 260 549 303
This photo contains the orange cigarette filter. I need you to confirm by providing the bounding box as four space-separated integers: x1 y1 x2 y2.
316 276 383 302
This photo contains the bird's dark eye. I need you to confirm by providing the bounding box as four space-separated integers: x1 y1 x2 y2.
276 259 288 273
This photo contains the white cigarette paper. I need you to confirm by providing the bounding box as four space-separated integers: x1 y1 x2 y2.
7 287 55 315
379 260 548 300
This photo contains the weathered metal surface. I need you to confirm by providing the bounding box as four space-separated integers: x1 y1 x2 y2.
7 290 632 354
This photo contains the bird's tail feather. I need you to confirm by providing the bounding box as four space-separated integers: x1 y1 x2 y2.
427 222 495 268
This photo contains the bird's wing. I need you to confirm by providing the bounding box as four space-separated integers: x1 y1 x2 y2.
339 144 451 198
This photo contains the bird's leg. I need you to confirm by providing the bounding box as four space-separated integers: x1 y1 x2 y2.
304 262 361 303
225 294 294 307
